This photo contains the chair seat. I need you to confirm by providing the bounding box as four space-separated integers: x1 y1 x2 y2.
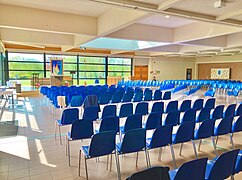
81 146 90 158
168 169 178 180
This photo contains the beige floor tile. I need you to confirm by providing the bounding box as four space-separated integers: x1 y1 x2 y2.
30 172 52 180
0 172 8 180
29 165 50 176
8 168 29 180
8 161 29 171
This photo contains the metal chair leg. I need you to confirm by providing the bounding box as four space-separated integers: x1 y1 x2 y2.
198 139 202 151
211 136 218 156
146 149 151 167
216 136 219 145
54 123 57 139
192 140 198 159
115 152 121 180
135 152 139 167
110 154 113 172
144 149 149 168
68 139 71 166
106 155 109 170
84 157 88 180
179 143 183 156
230 133 235 149
170 144 177 169
58 126 62 145
78 150 81 176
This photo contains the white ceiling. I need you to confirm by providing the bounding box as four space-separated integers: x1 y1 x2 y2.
0 0 242 58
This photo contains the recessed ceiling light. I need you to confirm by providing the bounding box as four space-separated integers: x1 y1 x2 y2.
165 15 170 18
221 48 224 51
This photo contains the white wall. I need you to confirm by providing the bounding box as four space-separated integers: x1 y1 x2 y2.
133 56 196 81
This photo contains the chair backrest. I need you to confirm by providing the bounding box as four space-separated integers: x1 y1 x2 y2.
206 149 239 180
232 115 242 133
236 104 242 116
123 114 142 133
83 106 99 121
69 95 83 107
122 93 133 103
172 121 195 144
204 98 215 109
99 116 119 133
99 93 112 105
70 119 93 140
88 131 116 158
163 91 171 100
180 109 196 124
127 166 170 180
145 112 162 130
148 125 172 149
135 102 149 115
214 116 233 136
192 99 204 111
212 105 224 119
153 90 162 100
61 108 79 125
196 107 211 123
111 92 123 103
151 101 164 114
166 100 178 113
119 103 133 118
224 104 236 118
179 100 191 112
194 119 215 140
83 95 99 110
172 158 208 180
119 128 146 154
164 111 180 126
101 105 117 119
144 90 152 101
133 91 143 102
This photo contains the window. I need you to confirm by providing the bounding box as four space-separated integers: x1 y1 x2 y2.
108 57 132 78
78 56 106 85
8 52 44 86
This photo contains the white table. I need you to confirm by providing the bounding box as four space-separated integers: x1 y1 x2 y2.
0 89 14 106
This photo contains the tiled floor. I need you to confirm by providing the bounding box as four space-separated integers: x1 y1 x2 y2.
0 90 242 180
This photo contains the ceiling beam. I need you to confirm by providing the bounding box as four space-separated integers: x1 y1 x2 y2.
216 9 242 21
158 0 184 11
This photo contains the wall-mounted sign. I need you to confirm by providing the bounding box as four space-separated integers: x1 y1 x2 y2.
211 68 230 79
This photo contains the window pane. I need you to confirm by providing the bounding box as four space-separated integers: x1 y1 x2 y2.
46 54 77 63
8 53 44 62
107 57 131 78
79 56 105 64
108 65 131 71
79 72 105 78
79 64 105 71
108 57 131 65
9 62 43 71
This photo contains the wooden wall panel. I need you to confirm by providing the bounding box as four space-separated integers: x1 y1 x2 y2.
198 62 242 80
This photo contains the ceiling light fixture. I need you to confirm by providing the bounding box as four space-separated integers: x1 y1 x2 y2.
165 15 170 18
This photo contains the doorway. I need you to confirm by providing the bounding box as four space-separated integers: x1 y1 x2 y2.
134 65 148 80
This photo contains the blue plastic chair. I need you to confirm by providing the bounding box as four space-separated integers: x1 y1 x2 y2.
83 106 99 121
204 98 215 109
79 131 120 179
146 125 176 168
213 116 234 149
235 103 242 116
163 91 171 100
172 121 198 164
96 116 119 134
99 93 112 105
120 114 142 135
153 90 162 101
135 102 149 116
127 166 170 180
119 103 133 118
193 119 217 156
55 108 79 145
66 119 93 166
143 112 162 130
192 99 204 111
110 92 123 104
179 100 191 112
234 150 242 174
122 92 133 103
151 101 164 114
180 109 196 124
69 95 83 107
163 111 180 126
169 158 208 180
143 90 152 101
196 107 212 123
223 104 236 118
116 129 149 168
133 91 143 102
211 105 224 119
205 149 239 180
166 100 178 113
101 105 117 119
231 115 242 143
